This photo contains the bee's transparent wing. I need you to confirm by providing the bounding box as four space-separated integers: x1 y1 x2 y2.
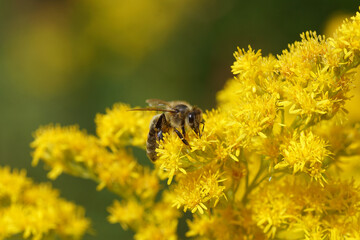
129 107 175 113
146 99 172 108
129 99 176 113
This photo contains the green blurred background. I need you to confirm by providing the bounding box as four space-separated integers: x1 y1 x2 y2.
0 0 359 239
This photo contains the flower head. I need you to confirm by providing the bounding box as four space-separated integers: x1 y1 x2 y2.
172 168 226 214
95 103 154 150
0 166 90 240
275 131 330 186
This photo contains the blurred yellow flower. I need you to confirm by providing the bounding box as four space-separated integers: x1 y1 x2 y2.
108 199 145 230
82 0 207 60
0 166 90 240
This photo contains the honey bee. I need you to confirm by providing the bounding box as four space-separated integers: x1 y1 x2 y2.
133 99 204 161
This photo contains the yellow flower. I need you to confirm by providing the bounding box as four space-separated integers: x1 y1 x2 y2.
250 179 299 238
277 30 353 126
329 11 360 67
95 149 139 191
31 124 160 200
155 133 189 185
135 195 180 240
0 167 30 204
186 214 215 238
95 103 153 150
83 0 206 60
108 191 180 240
172 168 226 214
0 166 90 240
29 7 360 239
231 46 279 96
250 176 360 239
155 124 220 184
134 222 177 240
107 199 145 230
131 168 160 200
31 125 103 179
186 206 265 240
275 131 330 186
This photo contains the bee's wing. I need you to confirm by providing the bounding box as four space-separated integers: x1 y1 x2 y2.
130 99 176 113
129 107 176 113
146 99 172 108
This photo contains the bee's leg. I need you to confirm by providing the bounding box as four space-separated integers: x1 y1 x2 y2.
181 125 186 136
174 128 190 146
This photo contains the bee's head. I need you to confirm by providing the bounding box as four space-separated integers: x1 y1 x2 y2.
187 107 204 137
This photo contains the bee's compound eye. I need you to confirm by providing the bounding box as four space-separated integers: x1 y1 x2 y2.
188 112 195 123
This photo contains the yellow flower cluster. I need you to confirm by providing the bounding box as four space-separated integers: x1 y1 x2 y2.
0 166 90 240
276 131 330 186
30 8 360 240
107 192 179 240
250 176 360 239
95 103 154 150
31 122 159 197
31 105 179 239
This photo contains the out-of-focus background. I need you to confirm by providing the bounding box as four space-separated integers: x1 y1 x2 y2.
1 0 359 239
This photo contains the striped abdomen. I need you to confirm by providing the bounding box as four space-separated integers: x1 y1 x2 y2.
146 114 161 161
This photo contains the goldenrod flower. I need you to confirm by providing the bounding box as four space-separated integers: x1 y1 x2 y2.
275 131 330 186
31 124 160 200
107 199 145 230
172 168 226 214
95 103 154 150
134 222 177 240
29 7 360 239
31 125 104 179
186 206 265 239
0 166 90 240
133 198 179 240
108 192 180 240
249 176 360 239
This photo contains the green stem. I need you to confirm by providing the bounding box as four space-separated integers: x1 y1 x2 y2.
241 157 266 205
290 115 303 130
280 108 285 134
242 149 249 192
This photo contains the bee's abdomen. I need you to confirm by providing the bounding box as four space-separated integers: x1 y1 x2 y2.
146 128 158 161
146 115 161 162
